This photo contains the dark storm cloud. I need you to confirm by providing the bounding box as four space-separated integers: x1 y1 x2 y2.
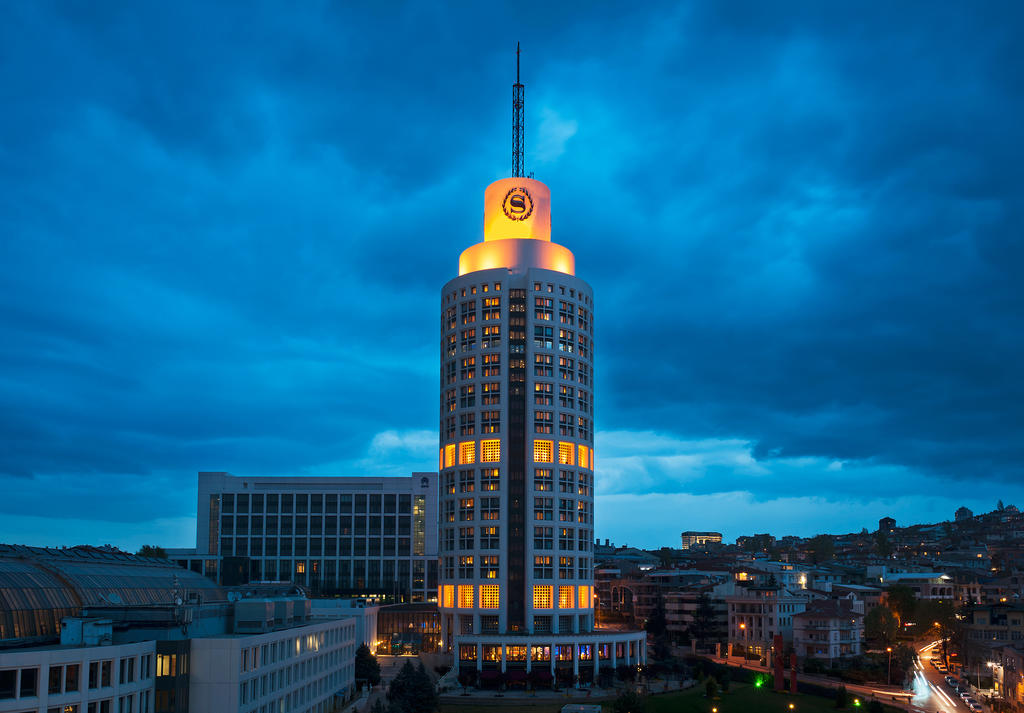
0 1 1021 542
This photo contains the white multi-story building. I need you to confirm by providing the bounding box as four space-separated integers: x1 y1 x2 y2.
176 471 438 601
436 163 644 679
792 598 864 662
727 586 808 658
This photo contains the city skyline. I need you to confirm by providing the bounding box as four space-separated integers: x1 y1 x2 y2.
2 3 1023 551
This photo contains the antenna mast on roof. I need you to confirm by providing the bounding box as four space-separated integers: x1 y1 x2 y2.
512 43 525 178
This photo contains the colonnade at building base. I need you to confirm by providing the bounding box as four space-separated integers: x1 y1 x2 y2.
452 631 647 681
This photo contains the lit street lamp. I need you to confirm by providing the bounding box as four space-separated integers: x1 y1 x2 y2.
886 647 893 686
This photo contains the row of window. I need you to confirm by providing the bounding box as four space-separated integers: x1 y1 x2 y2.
458 639 641 662
442 282 503 307
441 281 591 307
220 514 416 537
441 525 501 551
442 355 591 386
219 492 417 515
531 555 592 580
440 441 594 468
0 657 154 702
442 469 592 496
531 497 593 524
439 584 592 610
219 537 417 558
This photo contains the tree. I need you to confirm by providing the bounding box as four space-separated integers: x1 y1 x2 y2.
136 545 167 559
807 534 835 564
873 530 892 557
885 584 917 624
354 643 381 686
689 593 723 646
998 499 1005 511
386 660 436 713
645 600 667 637
835 683 848 708
612 690 646 713
704 676 719 699
864 606 899 646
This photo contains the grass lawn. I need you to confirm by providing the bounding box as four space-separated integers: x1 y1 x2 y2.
439 683 904 713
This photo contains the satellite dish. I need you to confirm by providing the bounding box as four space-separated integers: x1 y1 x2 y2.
175 597 183 606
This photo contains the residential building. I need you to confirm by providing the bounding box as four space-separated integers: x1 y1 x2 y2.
680 532 723 550
792 598 864 662
726 586 808 658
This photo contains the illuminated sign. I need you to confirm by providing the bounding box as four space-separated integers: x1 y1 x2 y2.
502 186 534 221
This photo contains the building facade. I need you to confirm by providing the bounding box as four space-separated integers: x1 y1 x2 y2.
437 175 644 674
182 471 438 601
792 598 864 662
680 532 723 550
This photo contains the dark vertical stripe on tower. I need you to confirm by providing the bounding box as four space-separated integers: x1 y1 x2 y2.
507 288 527 630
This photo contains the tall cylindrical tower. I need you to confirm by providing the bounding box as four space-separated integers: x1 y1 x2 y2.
439 176 596 645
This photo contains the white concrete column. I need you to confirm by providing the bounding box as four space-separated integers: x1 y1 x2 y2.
526 644 532 674
501 645 507 673
612 641 618 670
573 643 579 681
476 642 482 671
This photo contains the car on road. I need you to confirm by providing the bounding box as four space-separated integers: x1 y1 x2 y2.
945 675 958 686
967 703 983 712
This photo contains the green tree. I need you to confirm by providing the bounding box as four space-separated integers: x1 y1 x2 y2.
885 584 917 623
354 643 381 686
864 606 899 646
807 534 835 564
387 660 436 713
612 689 646 713
873 530 892 557
645 600 667 637
835 683 848 708
688 593 723 645
704 676 719 698
136 545 167 559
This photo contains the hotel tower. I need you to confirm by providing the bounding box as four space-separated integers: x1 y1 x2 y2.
438 51 645 683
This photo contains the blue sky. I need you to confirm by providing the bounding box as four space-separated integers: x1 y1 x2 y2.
2 2 1022 551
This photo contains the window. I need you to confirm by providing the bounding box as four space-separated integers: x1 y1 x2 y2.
482 324 501 348
458 585 475 608
534 526 553 549
559 357 574 380
444 472 456 495
534 326 553 349
442 585 455 608
460 357 475 380
533 585 553 609
443 500 455 523
534 555 553 579
459 498 474 521
578 334 590 358
479 584 501 608
482 296 501 321
578 585 591 608
460 328 476 352
480 497 500 520
577 500 591 524
577 416 591 440
458 470 474 492
559 527 575 550
480 468 499 491
559 586 575 609
559 384 575 407
559 470 575 493
459 441 475 464
534 497 553 521
558 442 575 465
559 498 574 522
578 306 590 331
535 297 553 320
443 528 455 551
444 443 456 469
534 468 552 491
458 556 474 579
482 353 500 376
577 472 591 496
443 556 455 579
481 381 500 405
459 527 474 549
578 362 590 386
459 385 475 408
559 301 575 324
459 414 475 436
534 410 553 434
535 354 553 376
481 440 501 462
460 300 476 324
577 389 590 412
534 382 553 405
445 306 457 330
481 556 500 579
578 558 590 580
578 445 590 470
534 617 553 634
559 556 575 579
481 525 500 548
444 359 456 384
558 328 575 352
481 410 500 433
559 413 573 436
534 440 553 463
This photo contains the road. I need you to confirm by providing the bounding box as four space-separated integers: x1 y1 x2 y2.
906 640 977 713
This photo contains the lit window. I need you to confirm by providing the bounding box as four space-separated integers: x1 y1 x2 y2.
442 585 454 608
458 585 475 608
533 585 553 609
481 440 501 462
480 585 500 608
459 441 476 465
578 445 589 470
558 443 575 465
534 555 553 579
445 444 456 469
481 555 499 579
459 555 474 579
559 585 575 609
534 440 553 463
578 585 590 609
439 448 444 470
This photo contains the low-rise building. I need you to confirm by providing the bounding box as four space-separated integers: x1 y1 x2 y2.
792 598 864 663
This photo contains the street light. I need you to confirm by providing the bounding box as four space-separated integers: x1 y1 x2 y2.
739 622 747 659
886 647 893 686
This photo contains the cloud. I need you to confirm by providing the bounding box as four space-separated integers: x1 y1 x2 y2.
534 108 578 164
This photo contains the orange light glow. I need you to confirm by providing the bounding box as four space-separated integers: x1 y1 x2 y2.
482 177 551 242
481 439 501 462
533 585 553 609
459 239 575 277
442 585 454 608
480 585 500 609
578 585 591 609
534 440 553 463
444 444 456 469
578 445 589 469
559 585 575 609
558 442 575 465
459 441 476 465
458 585 475 609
